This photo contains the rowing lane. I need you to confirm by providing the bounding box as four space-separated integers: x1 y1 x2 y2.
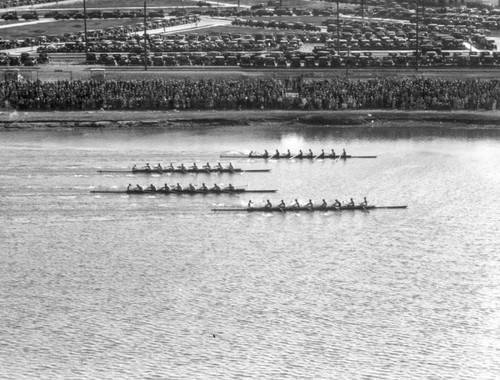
0 123 499 379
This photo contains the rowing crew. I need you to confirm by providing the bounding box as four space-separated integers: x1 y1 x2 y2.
249 149 348 159
127 183 237 192
247 197 368 209
132 162 236 172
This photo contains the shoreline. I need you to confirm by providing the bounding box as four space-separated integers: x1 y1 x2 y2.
1 109 500 129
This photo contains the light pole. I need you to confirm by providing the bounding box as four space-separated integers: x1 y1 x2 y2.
83 0 88 63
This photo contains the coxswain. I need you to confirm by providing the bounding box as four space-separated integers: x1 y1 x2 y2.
177 163 187 172
247 200 253 208
200 182 208 191
127 183 132 191
347 198 355 207
155 163 163 171
333 199 341 208
265 199 273 208
286 149 291 158
203 162 211 171
307 149 313 158
263 149 269 158
190 162 198 170
132 164 137 172
225 183 235 191
306 199 313 208
188 183 196 191
278 199 286 208
321 199 328 208
212 183 221 191
135 184 143 191
297 149 303 158
148 183 157 192
145 163 151 171
293 198 300 208
175 183 183 191
342 149 347 159
360 197 368 206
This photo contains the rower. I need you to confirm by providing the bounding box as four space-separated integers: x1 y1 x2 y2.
307 149 313 158
203 162 211 170
306 199 313 208
265 199 272 208
175 183 183 191
212 183 221 191
333 199 341 208
293 199 300 208
216 162 223 170
274 149 280 158
331 149 336 158
321 199 328 208
135 184 143 191
145 163 151 171
263 149 269 158
249 151 254 157
168 163 175 171
177 163 187 172
297 149 303 158
227 162 235 172
155 163 162 171
360 197 368 206
148 183 157 191
225 183 235 191
342 149 347 159
286 149 291 158
318 149 325 159
132 164 137 172
127 183 132 191
188 183 196 191
200 182 208 191
160 183 170 191
278 199 286 208
190 162 198 170
347 198 355 207
248 200 253 208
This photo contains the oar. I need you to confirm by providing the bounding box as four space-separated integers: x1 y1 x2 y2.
361 205 370 213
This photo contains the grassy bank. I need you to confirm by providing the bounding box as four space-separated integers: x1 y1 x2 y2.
1 109 500 129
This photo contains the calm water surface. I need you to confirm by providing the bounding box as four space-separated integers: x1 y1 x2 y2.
0 124 499 379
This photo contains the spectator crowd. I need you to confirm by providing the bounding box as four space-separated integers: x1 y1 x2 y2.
1 77 499 111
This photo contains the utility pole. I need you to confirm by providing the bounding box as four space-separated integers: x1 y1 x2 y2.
83 0 88 63
415 0 419 71
144 1 148 71
337 0 340 56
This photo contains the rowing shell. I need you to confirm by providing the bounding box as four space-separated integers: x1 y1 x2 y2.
97 168 270 174
212 205 407 212
220 154 377 159
91 188 276 194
